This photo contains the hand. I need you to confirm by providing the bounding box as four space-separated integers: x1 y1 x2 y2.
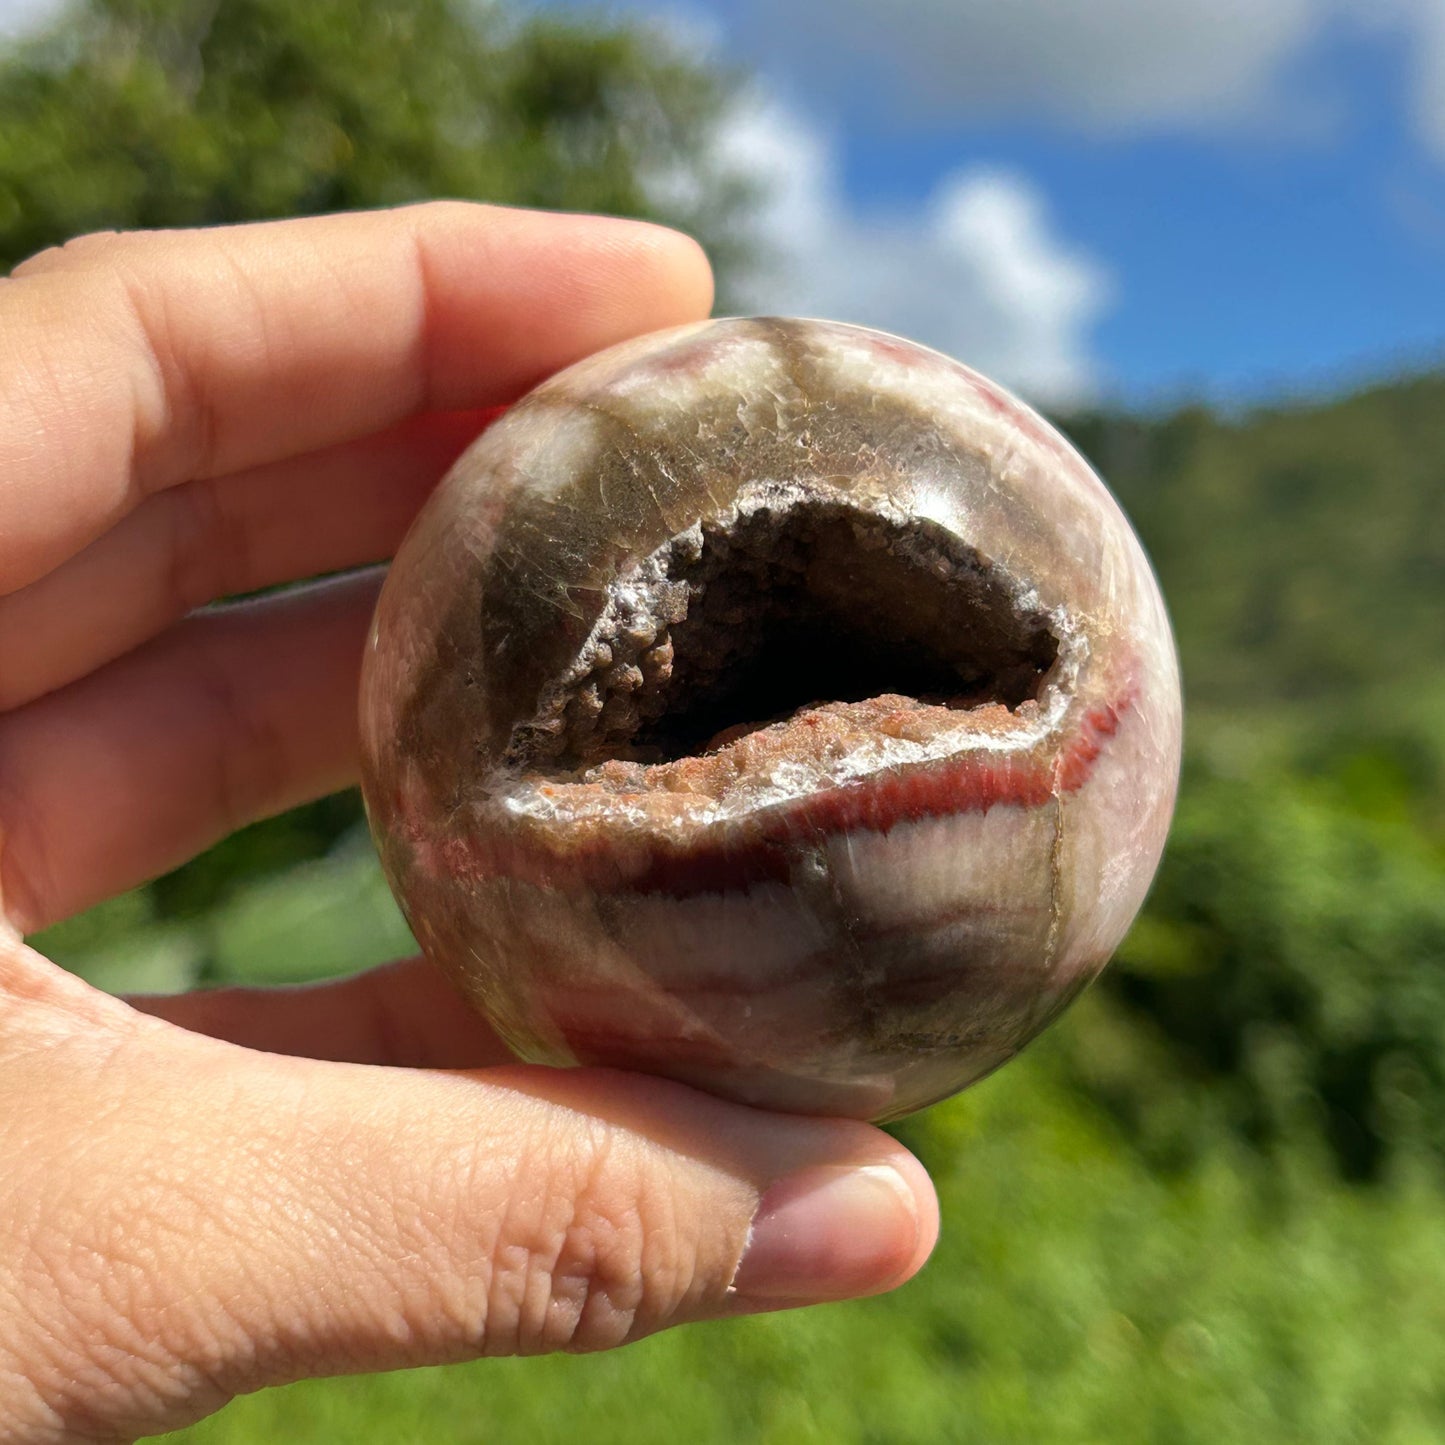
0 204 937 1443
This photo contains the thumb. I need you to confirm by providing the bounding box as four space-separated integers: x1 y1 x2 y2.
4 981 936 1440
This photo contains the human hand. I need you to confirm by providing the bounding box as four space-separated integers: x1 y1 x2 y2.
0 204 937 1443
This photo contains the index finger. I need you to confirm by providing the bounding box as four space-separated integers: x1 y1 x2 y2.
0 202 714 593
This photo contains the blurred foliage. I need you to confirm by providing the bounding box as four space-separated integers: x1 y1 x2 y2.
1058 383 1445 1181
1082 761 1445 1181
37 824 415 991
0 0 756 281
1068 376 1445 713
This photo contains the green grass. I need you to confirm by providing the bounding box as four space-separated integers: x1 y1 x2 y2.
41 842 1445 1445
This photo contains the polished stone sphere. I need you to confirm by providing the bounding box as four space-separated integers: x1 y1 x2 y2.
359 318 1181 1121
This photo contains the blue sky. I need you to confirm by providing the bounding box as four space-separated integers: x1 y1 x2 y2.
5 0 1444 410
561 0 1445 410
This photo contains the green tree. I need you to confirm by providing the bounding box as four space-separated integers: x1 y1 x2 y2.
1081 760 1445 1179
0 0 755 277
1066 376 1445 720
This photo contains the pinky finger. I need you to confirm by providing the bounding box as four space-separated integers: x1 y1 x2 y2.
127 956 519 1070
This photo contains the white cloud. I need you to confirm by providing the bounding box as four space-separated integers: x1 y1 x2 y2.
741 0 1326 134
1394 0 1445 158
716 96 1111 409
722 0 1445 162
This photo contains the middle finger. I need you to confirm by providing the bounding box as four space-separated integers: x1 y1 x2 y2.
0 408 497 711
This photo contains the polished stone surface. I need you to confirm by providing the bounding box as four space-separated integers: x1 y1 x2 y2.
360 318 1182 1120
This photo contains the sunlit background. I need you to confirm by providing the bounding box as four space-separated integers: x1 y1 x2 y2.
3 1 1444 1441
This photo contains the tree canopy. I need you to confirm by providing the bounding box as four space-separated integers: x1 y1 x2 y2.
0 0 755 276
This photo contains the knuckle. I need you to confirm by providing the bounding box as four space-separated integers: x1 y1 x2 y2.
404 198 480 232
164 478 252 618
116 265 217 493
0 744 57 936
187 646 293 835
12 236 215 492
9 229 131 279
484 1122 704 1355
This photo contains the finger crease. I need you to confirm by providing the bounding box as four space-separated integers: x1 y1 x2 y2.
0 752 56 936
406 224 444 418
188 641 295 838
114 266 219 498
167 480 252 619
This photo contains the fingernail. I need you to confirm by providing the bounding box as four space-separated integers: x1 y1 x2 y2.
730 1163 921 1303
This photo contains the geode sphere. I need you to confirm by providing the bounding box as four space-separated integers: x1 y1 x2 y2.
359 318 1181 1122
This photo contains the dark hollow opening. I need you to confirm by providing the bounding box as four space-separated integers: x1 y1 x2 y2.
521 502 1061 771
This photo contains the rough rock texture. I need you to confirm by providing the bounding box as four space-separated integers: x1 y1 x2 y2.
359 318 1182 1121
